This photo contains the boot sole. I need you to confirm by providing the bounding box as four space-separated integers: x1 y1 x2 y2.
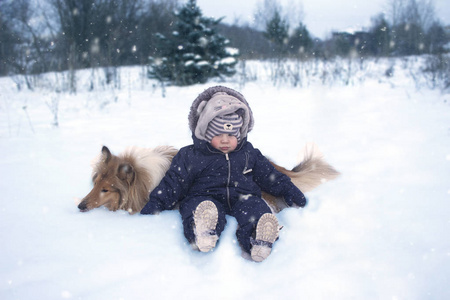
193 200 219 252
251 213 279 262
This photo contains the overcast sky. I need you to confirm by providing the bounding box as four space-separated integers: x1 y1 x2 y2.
196 0 450 39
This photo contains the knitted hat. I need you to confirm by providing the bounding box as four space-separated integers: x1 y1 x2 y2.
189 86 254 138
194 91 251 142
205 113 243 142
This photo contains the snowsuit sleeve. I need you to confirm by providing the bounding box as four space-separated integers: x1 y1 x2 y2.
252 148 306 207
141 148 195 215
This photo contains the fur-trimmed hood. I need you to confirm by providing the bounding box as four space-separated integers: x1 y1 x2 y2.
188 86 254 142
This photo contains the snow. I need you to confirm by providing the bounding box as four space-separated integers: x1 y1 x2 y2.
1 59 450 299
196 61 209 67
219 57 237 65
225 47 239 56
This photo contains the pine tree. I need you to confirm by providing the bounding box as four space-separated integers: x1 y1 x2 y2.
425 22 447 54
288 22 314 57
263 10 289 56
148 0 238 86
369 14 391 57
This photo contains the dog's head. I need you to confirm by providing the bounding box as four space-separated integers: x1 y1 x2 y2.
78 146 135 212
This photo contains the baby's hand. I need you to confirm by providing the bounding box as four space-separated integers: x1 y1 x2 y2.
284 186 307 208
140 199 162 215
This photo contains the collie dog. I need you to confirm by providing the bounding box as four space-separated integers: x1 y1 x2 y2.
77 146 177 214
77 145 339 214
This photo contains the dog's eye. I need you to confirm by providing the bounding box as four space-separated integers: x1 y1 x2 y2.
101 189 108 193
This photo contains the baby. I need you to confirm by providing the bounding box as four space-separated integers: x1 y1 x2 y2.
141 86 306 262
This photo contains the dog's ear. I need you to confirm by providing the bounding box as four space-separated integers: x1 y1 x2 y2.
117 163 135 185
101 146 112 164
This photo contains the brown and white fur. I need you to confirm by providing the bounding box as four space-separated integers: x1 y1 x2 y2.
263 144 341 213
78 145 177 214
78 144 339 214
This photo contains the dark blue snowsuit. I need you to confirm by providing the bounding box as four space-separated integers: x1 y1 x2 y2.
141 135 306 253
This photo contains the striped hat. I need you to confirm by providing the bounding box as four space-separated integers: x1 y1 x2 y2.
205 113 243 142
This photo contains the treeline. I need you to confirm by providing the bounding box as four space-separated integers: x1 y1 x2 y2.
0 0 179 77
224 0 449 59
0 0 448 78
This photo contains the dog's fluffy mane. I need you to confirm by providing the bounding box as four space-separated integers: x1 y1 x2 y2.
91 145 177 213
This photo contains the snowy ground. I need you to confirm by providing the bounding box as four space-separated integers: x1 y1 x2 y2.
1 60 449 299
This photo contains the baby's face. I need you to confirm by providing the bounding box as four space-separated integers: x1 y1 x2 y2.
210 134 238 153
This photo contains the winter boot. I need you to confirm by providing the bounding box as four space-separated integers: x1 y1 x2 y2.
193 200 219 252
250 213 279 262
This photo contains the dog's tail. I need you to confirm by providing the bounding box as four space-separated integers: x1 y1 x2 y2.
274 145 340 193
273 143 340 193
265 143 340 213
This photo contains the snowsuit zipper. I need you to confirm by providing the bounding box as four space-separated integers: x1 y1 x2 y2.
225 153 232 210
243 152 252 174
205 142 245 211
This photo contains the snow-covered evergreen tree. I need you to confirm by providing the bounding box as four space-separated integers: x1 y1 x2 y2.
148 0 239 86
